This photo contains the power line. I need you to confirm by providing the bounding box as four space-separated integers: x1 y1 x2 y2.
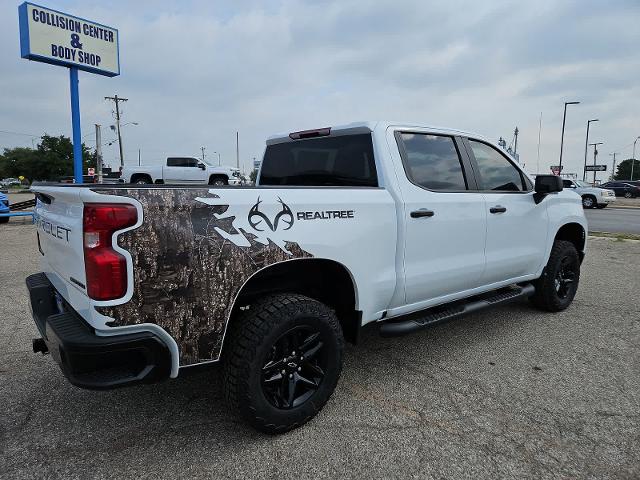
0 129 41 137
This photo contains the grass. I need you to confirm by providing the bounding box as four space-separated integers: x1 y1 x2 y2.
589 231 640 241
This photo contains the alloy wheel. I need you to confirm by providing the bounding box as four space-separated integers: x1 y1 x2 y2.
261 326 327 409
554 256 577 299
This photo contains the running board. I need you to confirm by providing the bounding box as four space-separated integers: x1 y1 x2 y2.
379 283 535 337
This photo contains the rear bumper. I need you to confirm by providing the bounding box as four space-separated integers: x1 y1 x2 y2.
26 273 171 390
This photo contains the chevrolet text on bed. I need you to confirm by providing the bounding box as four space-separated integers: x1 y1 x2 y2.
27 121 587 433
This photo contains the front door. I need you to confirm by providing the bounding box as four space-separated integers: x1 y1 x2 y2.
395 132 487 306
182 158 208 183
465 139 548 284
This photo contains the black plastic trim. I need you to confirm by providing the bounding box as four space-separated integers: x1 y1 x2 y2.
26 273 171 390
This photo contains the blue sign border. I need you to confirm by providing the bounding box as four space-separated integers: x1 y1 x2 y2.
18 2 120 77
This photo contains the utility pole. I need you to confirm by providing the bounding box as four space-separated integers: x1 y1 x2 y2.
236 131 240 170
632 137 640 181
201 146 206 162
559 100 580 172
513 127 519 156
104 95 128 168
95 124 103 184
589 142 603 184
138 148 141 166
536 112 542 174
609 152 618 181
583 119 599 181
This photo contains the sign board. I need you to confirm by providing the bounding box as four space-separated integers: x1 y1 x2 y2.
87 167 95 176
18 2 119 77
550 165 563 175
585 165 607 172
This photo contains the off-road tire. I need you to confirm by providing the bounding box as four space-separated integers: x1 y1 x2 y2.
223 293 344 434
530 240 580 312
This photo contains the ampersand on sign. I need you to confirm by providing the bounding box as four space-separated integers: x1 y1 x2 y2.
70 33 83 49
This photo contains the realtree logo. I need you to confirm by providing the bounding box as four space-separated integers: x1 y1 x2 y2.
248 197 294 232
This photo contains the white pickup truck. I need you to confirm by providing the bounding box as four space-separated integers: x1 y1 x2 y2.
120 156 241 185
28 121 587 433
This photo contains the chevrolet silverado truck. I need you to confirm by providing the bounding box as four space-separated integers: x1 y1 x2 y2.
27 121 587 433
120 157 241 185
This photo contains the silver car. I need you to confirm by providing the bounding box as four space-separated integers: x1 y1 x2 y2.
562 179 616 209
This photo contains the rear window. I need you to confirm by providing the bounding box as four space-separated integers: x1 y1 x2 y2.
259 134 378 186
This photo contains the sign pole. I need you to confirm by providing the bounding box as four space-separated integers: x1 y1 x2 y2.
69 67 83 183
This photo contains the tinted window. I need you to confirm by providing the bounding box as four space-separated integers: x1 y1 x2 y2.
260 134 377 186
562 180 573 188
167 158 198 167
469 140 525 191
399 133 467 190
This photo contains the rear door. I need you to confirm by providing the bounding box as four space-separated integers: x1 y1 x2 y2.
164 158 187 183
464 138 548 284
394 131 487 305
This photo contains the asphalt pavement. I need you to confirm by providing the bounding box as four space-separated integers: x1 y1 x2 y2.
1 224 639 479
585 207 640 234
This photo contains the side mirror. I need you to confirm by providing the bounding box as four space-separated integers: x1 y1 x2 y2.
198 163 206 170
533 175 563 204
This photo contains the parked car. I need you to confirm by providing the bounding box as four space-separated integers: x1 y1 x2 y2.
561 179 616 209
121 157 241 185
28 121 586 433
1 178 21 187
0 191 10 223
600 181 640 198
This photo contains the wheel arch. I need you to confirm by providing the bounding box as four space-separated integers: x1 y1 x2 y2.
209 173 229 184
130 173 152 184
554 222 586 262
224 258 361 348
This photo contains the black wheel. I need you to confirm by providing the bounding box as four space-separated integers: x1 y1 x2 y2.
582 195 596 209
624 191 633 198
0 217 8 224
132 176 151 184
530 240 580 312
223 294 343 434
596 204 607 209
209 176 228 186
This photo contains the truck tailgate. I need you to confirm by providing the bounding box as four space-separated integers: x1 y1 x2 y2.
32 186 87 293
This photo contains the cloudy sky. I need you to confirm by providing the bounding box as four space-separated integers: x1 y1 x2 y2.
1 0 638 177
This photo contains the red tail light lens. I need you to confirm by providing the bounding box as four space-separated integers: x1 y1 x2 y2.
83 203 137 300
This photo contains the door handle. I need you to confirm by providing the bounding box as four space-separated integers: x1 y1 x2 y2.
410 209 435 218
490 206 507 214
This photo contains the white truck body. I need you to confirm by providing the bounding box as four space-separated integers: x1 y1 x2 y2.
121 157 241 185
27 121 587 430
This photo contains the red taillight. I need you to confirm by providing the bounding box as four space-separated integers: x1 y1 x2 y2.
83 203 137 300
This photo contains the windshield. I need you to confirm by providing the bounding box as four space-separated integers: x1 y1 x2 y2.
574 180 590 187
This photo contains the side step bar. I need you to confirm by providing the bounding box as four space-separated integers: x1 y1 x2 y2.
379 283 535 337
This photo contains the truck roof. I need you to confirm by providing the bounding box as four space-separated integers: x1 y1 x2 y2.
266 121 489 145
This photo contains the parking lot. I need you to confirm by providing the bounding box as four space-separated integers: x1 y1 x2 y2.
1 221 638 479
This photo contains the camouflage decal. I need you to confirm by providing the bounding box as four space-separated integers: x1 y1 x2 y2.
96 188 311 365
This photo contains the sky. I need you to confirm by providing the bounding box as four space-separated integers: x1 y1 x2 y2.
1 0 638 178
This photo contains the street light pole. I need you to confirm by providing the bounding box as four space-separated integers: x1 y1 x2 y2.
589 142 603 184
632 137 640 181
213 151 221 166
583 119 598 181
559 101 580 173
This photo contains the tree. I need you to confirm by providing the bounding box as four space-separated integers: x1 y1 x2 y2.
614 159 640 181
0 134 96 182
